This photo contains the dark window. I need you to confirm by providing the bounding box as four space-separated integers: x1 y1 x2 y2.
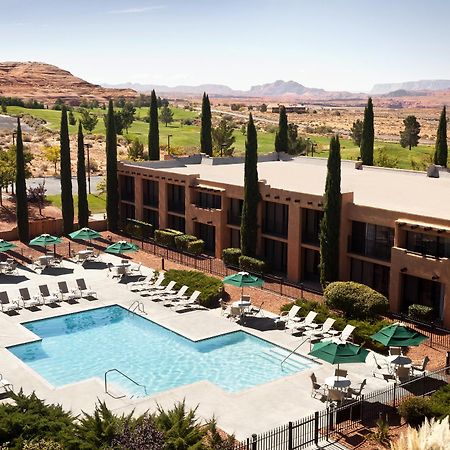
402 274 443 320
143 180 159 208
167 214 185 233
196 191 221 209
263 201 289 238
195 223 215 254
263 238 287 274
168 184 185 213
302 248 320 282
405 232 450 258
143 208 159 232
302 209 323 246
349 221 393 261
228 198 243 225
350 258 390 297
120 176 135 202
230 228 241 249
121 202 135 220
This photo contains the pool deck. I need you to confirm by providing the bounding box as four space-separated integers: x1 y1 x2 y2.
0 255 390 440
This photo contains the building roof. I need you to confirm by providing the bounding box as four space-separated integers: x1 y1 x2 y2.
123 156 450 221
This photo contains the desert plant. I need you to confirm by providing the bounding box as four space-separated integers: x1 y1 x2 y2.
371 414 390 445
398 397 433 427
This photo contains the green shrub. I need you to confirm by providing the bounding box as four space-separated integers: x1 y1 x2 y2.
324 281 389 320
154 230 177 248
398 397 433 427
222 248 241 267
22 439 64 450
239 255 266 274
430 384 450 418
186 239 204 255
162 269 223 308
174 234 197 252
164 229 184 236
348 318 390 352
408 304 435 322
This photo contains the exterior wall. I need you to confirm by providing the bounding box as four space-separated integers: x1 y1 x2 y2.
118 161 450 328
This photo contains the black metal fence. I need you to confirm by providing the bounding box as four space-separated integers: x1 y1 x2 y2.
233 366 450 450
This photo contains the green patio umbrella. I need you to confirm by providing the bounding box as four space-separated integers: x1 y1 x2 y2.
29 234 62 248
309 341 369 371
105 240 139 255
69 227 101 241
370 322 427 347
223 271 264 295
0 239 17 252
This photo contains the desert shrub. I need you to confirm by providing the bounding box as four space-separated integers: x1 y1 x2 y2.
222 248 241 267
112 416 164 450
408 304 435 322
430 384 450 418
324 281 389 320
239 255 266 274
398 397 433 427
154 229 181 248
174 234 197 252
186 239 204 255
22 439 63 450
162 269 223 308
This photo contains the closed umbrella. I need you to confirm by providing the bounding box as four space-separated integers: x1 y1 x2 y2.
105 240 139 255
370 322 427 348
0 239 16 252
309 341 369 372
69 227 100 241
223 271 264 295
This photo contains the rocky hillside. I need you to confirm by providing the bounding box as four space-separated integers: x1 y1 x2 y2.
0 61 137 105
371 79 450 95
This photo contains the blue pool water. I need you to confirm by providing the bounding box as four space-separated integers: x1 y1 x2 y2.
8 306 315 396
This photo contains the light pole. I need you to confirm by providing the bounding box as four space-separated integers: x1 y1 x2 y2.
84 143 92 194
167 134 173 155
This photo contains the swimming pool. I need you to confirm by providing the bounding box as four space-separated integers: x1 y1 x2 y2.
8 306 316 396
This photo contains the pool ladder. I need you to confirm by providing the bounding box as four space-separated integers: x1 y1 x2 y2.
280 336 312 367
104 368 148 399
128 300 146 315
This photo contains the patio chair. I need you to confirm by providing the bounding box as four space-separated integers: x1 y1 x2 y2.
130 262 142 275
0 291 20 313
371 353 395 381
76 278 98 299
334 368 348 378
5 261 19 275
0 374 13 394
172 290 202 311
19 288 41 308
411 356 430 375
57 281 79 302
228 305 242 321
346 379 366 400
389 346 402 356
396 366 411 383
287 311 318 334
107 263 122 279
38 285 60 304
310 373 326 398
220 298 229 316
327 388 345 406
248 301 265 317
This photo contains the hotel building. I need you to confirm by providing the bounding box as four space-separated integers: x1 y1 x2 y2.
118 153 450 327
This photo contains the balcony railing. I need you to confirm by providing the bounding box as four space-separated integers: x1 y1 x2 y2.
348 236 392 261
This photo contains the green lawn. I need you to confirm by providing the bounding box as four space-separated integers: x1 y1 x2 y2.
47 193 106 214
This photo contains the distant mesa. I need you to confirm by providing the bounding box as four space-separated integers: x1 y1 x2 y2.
371 79 450 95
383 89 428 98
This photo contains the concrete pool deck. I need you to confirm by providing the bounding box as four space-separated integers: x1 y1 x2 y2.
0 254 390 439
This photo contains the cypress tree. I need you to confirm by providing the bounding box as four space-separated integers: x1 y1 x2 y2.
274 105 288 153
434 106 448 167
15 118 29 242
240 113 260 257
106 99 119 231
319 135 341 287
148 89 160 160
60 106 74 234
360 97 374 166
200 93 212 156
77 122 89 228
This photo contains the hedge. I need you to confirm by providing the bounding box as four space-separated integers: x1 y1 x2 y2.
408 304 435 322
222 248 241 267
324 281 389 320
239 255 266 274
398 397 434 427
174 234 197 252
186 239 204 255
161 269 223 308
154 229 177 248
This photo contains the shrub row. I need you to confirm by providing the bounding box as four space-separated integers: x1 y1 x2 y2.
222 247 267 274
161 269 223 308
408 304 435 322
154 229 204 255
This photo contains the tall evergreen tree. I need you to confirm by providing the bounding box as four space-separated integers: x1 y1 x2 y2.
200 93 212 156
77 122 89 228
60 106 74 234
274 105 288 153
434 106 448 167
106 99 119 230
15 118 29 242
360 97 374 165
319 135 341 287
240 113 260 257
148 89 160 160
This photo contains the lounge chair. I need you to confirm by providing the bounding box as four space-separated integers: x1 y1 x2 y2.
310 373 326 398
287 311 318 334
130 262 142 275
128 275 152 292
279 305 300 328
0 291 20 313
305 318 336 338
411 356 430 375
324 324 355 344
19 288 41 308
57 281 79 302
346 379 366 400
139 274 165 294
38 285 60 304
0 374 13 393
163 285 189 302
172 290 202 311
148 281 177 301
76 278 98 299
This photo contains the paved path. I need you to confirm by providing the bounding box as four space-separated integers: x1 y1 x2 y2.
27 176 102 195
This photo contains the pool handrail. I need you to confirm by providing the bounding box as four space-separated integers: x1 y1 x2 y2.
104 368 148 399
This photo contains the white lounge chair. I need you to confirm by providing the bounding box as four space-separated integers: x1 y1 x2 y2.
19 288 41 308
148 281 177 301
324 324 355 344
76 278 98 299
172 290 202 311
0 374 13 393
57 281 79 302
279 305 301 328
139 274 165 295
163 285 189 302
0 291 20 313
287 311 318 334
38 285 60 304
306 318 336 339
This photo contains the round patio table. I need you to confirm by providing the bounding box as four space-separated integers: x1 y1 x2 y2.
325 376 351 389
387 355 412 366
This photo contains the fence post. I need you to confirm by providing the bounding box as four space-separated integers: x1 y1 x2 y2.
280 278 283 296
314 411 319 445
430 322 434 348
209 258 212 274
251 433 257 450
68 241 71 257
288 421 293 450
393 383 397 408
161 257 165 271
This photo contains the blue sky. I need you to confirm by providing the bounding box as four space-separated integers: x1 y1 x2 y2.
1 0 449 92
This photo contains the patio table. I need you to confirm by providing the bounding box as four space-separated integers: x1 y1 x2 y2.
387 355 412 366
325 376 351 389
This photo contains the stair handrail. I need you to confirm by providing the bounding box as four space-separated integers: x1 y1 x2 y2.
104 368 148 399
281 336 311 367
128 300 146 314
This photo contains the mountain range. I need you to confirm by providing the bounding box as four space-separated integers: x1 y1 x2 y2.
371 79 450 95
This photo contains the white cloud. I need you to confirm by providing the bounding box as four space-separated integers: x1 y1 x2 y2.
108 5 165 14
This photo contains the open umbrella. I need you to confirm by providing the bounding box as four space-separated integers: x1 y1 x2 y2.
223 271 264 295
105 240 139 255
0 239 16 252
29 234 62 248
69 227 100 241
309 341 369 372
371 322 427 347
